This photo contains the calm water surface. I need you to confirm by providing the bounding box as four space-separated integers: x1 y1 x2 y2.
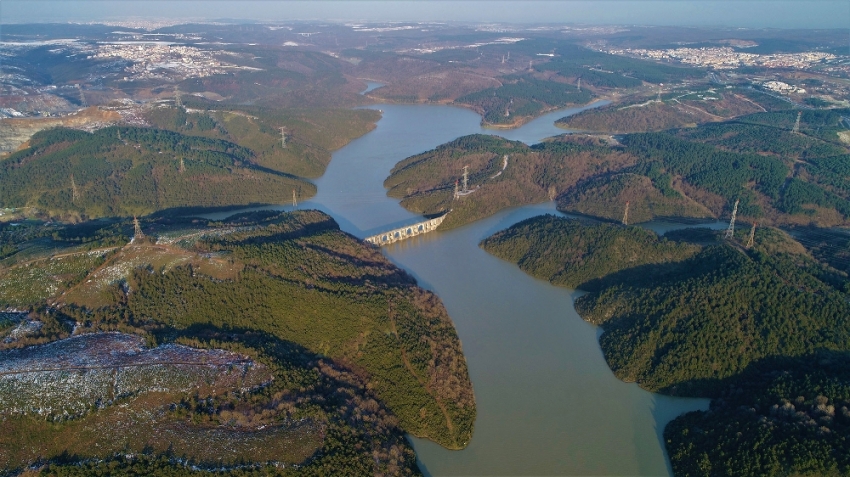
361 81 385 95
204 102 710 475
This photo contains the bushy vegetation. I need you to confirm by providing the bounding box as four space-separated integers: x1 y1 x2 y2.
666 351 850 477
0 251 108 308
128 211 475 449
0 127 314 219
556 172 711 223
145 105 380 179
0 210 473 473
480 215 700 290
455 75 593 125
622 132 788 207
737 109 850 143
531 41 702 85
482 213 850 476
677 121 849 160
557 101 706 133
384 134 638 229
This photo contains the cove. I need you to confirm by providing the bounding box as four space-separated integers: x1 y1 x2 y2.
201 101 710 475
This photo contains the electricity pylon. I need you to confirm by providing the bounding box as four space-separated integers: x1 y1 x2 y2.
462 166 469 193
133 216 145 242
746 222 757 249
70 174 79 203
724 199 739 239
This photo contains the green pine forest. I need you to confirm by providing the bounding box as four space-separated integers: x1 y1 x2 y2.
0 210 474 474
385 110 850 230
481 214 850 476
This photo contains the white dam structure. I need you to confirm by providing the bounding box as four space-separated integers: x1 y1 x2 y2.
364 214 448 246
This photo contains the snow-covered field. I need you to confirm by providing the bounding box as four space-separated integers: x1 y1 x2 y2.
0 332 269 417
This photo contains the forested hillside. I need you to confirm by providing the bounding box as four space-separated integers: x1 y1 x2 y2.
145 104 380 179
556 87 787 133
0 126 314 220
454 75 593 126
666 351 850 477
387 111 850 229
384 134 637 229
0 209 475 473
482 214 850 477
480 215 700 290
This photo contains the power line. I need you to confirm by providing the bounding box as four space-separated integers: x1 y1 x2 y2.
622 201 629 226
724 199 739 240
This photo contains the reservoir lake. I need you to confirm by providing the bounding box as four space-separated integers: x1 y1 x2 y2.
205 102 714 475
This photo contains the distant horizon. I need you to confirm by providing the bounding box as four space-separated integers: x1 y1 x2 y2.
3 1 848 30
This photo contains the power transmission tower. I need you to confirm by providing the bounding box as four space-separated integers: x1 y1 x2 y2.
622 201 630 226
746 222 757 249
792 111 802 134
462 165 469 193
179 157 185 173
76 84 87 107
657 84 663 102
292 189 297 208
454 179 459 200
70 174 80 202
133 216 145 242
577 77 581 92
502 54 505 64
724 199 739 239
279 127 287 148
174 85 182 107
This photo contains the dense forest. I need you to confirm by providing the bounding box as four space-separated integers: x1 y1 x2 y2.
387 111 850 231
0 210 475 473
481 214 850 476
144 105 380 179
666 351 850 477
0 126 315 220
480 215 700 290
383 134 638 229
454 75 593 126
556 87 789 133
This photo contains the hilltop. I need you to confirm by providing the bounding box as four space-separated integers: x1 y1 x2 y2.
386 110 850 230
556 87 789 133
481 215 850 477
0 209 475 473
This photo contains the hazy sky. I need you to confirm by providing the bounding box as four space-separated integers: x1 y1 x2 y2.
3 1 848 29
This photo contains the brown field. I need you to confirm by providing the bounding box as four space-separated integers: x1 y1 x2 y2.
0 107 121 155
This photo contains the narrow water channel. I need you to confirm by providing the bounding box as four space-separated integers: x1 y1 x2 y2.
205 102 711 475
